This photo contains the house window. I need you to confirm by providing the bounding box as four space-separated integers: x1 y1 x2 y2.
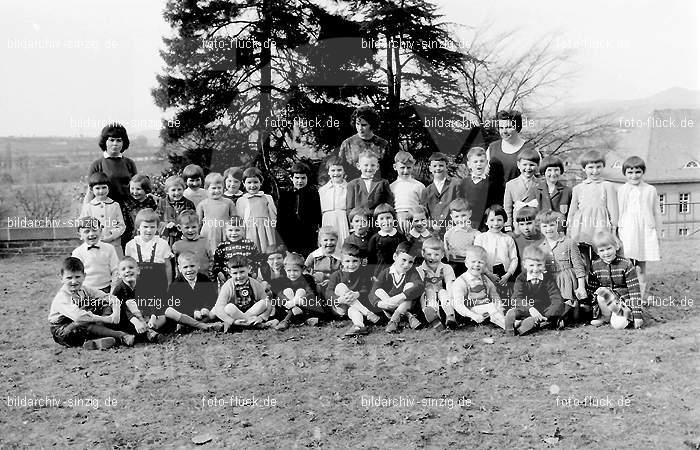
684 160 699 168
659 194 666 215
679 193 690 214
679 227 688 236
660 229 666 238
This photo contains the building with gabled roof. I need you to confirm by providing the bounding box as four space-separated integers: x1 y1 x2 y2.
602 109 700 239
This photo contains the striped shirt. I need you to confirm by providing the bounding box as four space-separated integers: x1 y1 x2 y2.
587 257 642 319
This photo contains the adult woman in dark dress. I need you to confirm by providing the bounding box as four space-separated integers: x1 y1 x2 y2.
84 123 138 248
338 106 391 180
487 110 539 201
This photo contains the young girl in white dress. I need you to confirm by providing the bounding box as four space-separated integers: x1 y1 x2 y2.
319 157 350 248
617 156 661 299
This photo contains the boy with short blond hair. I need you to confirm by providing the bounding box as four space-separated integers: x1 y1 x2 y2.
451 245 506 329
443 198 479 276
346 150 394 218
171 210 213 278
390 151 425 235
420 152 462 237
416 237 457 330
71 216 119 293
147 251 222 334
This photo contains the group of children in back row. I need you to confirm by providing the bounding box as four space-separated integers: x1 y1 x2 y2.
49 143 660 349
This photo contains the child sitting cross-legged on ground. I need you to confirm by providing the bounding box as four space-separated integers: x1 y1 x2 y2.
504 245 565 336
450 245 506 329
326 243 382 336
369 241 425 333
49 257 133 350
211 255 276 332
147 251 222 334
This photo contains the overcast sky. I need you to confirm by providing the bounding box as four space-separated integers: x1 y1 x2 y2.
0 0 698 136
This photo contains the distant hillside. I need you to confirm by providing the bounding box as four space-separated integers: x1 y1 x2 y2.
561 87 700 120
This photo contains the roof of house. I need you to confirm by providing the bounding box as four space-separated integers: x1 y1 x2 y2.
602 109 700 184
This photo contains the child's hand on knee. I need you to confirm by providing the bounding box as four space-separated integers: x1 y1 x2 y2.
634 318 643 329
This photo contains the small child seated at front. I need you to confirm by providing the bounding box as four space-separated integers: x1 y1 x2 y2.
211 255 275 332
326 243 382 336
504 245 565 336
171 210 213 279
450 245 506 329
416 237 457 330
274 253 330 330
369 242 425 333
305 226 342 293
147 252 222 334
111 256 165 343
587 231 643 329
48 257 133 350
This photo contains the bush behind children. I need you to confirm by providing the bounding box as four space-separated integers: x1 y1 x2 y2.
52 120 657 349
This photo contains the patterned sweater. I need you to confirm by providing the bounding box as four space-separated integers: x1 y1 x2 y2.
587 257 642 320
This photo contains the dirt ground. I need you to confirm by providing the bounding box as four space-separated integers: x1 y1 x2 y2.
1 240 698 449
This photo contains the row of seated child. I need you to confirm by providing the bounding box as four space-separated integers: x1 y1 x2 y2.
50 208 642 349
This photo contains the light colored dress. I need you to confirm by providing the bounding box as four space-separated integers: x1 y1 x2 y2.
538 235 586 300
567 179 618 245
319 181 350 248
80 197 126 259
237 192 277 252
196 197 237 254
617 182 660 261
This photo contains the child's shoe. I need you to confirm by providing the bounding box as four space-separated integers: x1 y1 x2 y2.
206 322 224 332
305 317 319 327
120 334 136 347
590 319 606 327
422 307 443 330
82 337 116 351
275 319 290 331
145 329 166 343
366 312 382 324
262 319 280 329
445 315 458 329
407 313 422 330
515 317 538 335
344 325 369 336
385 320 400 333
